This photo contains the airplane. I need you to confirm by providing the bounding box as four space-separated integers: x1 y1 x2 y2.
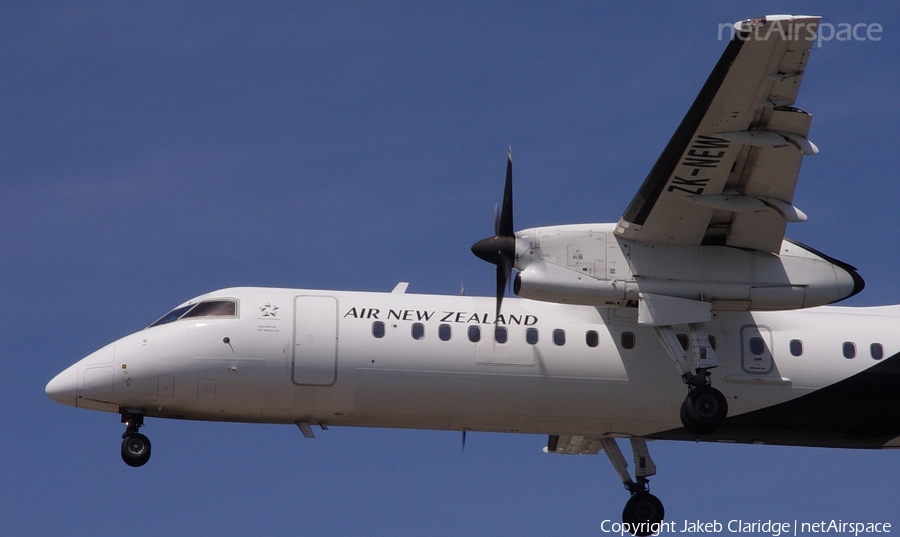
45 14 897 536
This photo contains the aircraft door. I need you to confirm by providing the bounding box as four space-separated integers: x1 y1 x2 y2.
292 296 338 386
740 325 774 374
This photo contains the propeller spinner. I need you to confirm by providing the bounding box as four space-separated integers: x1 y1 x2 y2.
471 149 516 322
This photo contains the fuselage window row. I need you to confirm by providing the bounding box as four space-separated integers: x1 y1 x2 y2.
368 321 610 349
841 341 885 360
373 324 889 363
782 340 886 360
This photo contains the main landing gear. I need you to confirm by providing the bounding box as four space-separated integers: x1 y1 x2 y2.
654 323 728 435
601 438 664 537
681 385 728 436
120 411 151 467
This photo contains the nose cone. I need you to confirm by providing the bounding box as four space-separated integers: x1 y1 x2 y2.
471 235 516 265
46 362 78 407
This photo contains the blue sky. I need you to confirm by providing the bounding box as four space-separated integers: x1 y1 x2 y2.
3 3 900 536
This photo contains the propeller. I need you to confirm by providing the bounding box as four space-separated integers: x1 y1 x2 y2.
471 148 516 322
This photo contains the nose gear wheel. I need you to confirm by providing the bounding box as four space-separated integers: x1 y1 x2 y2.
120 411 152 467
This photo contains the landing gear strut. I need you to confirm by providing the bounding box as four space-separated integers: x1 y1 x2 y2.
120 411 151 467
600 438 664 537
654 323 728 435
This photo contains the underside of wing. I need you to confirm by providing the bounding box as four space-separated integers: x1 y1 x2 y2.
616 15 821 252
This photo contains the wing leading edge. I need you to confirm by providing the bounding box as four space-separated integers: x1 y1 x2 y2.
615 15 821 253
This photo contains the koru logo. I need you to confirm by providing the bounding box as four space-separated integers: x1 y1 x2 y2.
259 303 280 318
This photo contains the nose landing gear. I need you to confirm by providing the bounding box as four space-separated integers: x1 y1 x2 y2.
120 412 151 467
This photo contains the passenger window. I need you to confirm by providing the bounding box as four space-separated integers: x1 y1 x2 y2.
412 323 425 340
749 337 765 356
494 326 508 344
526 327 539 345
553 329 566 346
439 324 451 341
842 342 856 359
621 332 635 350
870 343 884 360
182 300 237 318
708 335 717 350
372 321 385 338
790 339 803 357
586 330 599 348
677 334 689 351
468 325 481 343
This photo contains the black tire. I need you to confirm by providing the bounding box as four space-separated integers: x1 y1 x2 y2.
680 396 699 431
681 386 728 435
622 492 665 536
121 433 152 467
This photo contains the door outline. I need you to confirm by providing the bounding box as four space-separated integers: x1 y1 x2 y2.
292 295 338 386
740 324 774 374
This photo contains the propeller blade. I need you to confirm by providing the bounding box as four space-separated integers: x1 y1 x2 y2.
498 148 514 238
495 264 505 322
495 254 512 322
471 148 517 322
493 203 500 236
462 430 467 453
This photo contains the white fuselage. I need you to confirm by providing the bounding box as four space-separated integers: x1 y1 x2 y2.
46 286 900 448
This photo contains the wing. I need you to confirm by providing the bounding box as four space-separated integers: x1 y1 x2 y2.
615 15 821 253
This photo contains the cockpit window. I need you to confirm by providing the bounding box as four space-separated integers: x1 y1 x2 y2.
148 299 238 328
148 304 195 328
182 300 237 318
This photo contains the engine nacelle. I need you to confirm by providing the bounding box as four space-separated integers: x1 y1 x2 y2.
513 259 629 306
512 223 863 311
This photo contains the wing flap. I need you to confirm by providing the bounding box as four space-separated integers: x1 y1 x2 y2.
616 15 820 252
723 107 811 250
